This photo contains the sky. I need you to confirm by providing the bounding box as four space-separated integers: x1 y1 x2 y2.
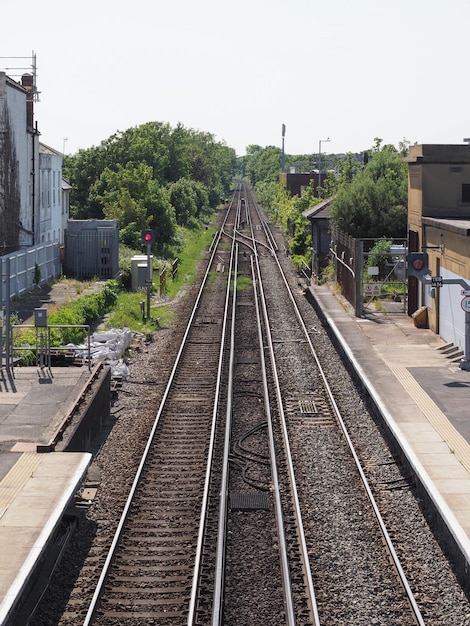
2 0 470 158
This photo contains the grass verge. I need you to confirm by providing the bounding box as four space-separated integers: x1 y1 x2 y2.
104 223 217 332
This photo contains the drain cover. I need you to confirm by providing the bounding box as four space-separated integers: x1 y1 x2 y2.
299 399 318 414
230 491 271 511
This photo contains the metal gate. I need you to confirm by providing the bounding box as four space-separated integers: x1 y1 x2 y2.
361 241 408 314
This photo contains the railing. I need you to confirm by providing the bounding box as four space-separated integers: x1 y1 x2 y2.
0 242 61 303
298 259 312 283
10 324 91 370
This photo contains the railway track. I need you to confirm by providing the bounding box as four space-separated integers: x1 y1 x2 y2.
82 190 237 625
245 184 426 624
24 172 470 626
78 182 430 625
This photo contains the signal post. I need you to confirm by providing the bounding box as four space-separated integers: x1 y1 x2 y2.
142 230 155 320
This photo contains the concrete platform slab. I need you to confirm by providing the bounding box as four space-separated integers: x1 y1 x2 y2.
0 452 91 624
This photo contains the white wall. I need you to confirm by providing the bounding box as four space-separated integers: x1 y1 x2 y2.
439 267 466 348
6 80 32 244
39 146 64 244
0 74 38 248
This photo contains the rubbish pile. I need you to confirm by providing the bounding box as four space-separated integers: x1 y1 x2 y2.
69 328 132 379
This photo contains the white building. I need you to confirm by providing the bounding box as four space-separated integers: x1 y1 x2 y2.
0 68 68 251
0 72 40 252
39 143 69 244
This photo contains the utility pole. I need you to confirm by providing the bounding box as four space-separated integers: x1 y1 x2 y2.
318 137 330 195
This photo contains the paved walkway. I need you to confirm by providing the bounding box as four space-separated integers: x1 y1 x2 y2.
0 363 93 622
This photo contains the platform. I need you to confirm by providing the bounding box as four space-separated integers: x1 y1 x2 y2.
0 365 94 624
0 452 90 624
0 367 92 457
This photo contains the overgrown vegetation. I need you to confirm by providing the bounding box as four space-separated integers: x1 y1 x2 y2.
366 238 394 277
63 122 236 254
13 218 215 359
238 138 410 280
56 123 411 340
330 141 408 239
104 223 217 331
13 281 121 363
56 120 235 336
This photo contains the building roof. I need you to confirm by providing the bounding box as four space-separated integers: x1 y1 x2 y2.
422 217 470 236
39 142 62 156
302 198 332 220
0 72 27 94
404 144 470 164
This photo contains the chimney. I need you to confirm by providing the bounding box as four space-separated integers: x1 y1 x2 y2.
21 73 34 128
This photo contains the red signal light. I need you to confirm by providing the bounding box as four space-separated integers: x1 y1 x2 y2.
407 252 429 278
141 229 155 245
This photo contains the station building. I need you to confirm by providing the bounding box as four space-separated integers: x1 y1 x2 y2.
0 69 69 251
405 144 470 350
0 72 38 251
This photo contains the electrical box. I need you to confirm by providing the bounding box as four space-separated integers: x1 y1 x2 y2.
34 308 47 327
131 255 153 290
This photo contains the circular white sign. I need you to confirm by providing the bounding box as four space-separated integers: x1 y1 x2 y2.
461 296 470 312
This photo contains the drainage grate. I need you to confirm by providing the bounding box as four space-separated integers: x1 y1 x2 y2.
299 399 318 414
230 491 271 511
285 394 335 427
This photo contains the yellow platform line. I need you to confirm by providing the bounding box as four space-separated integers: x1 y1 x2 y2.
389 364 470 473
0 453 42 511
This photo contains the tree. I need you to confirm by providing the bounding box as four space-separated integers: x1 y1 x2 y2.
242 145 282 186
165 122 192 182
92 162 177 251
63 121 236 248
64 146 107 218
101 122 171 183
330 144 408 239
168 178 198 226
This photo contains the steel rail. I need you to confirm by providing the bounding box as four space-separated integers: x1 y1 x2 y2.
212 188 278 623
211 238 239 625
251 244 297 626
83 187 241 626
251 191 426 626
248 190 321 626
193 197 241 625
212 190 300 625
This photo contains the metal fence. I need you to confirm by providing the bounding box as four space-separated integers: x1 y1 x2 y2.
0 242 61 304
361 241 407 315
330 229 359 312
64 222 119 280
330 229 408 316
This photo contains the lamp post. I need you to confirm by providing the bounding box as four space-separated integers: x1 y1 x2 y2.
318 137 330 196
281 124 286 173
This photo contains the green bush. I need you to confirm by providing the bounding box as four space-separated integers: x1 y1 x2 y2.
118 244 138 289
366 238 393 278
16 281 120 349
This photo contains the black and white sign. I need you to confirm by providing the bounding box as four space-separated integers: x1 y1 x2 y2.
461 296 470 313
